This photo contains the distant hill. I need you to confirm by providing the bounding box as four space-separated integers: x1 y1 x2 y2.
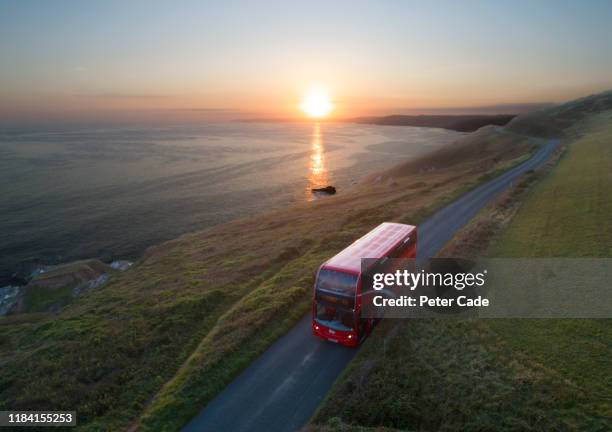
365 88 612 182
507 89 612 137
350 114 516 132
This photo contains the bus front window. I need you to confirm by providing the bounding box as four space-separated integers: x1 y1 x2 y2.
315 303 354 331
316 269 357 296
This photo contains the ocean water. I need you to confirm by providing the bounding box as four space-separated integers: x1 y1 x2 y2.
0 122 461 284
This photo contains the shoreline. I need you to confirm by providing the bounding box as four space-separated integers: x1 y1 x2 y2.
240 114 517 132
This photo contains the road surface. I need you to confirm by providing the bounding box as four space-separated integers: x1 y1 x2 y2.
182 138 559 432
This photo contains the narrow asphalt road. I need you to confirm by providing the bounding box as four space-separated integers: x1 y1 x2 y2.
182 137 559 432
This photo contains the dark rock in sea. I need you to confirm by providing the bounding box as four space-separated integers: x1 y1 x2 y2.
311 186 336 195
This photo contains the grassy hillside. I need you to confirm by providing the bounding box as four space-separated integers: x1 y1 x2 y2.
507 90 612 138
0 125 535 431
492 110 612 256
309 102 612 431
484 110 612 424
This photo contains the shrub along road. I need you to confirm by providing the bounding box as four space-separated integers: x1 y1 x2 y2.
182 138 559 432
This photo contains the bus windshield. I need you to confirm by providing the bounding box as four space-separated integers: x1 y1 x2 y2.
315 303 355 331
315 269 358 296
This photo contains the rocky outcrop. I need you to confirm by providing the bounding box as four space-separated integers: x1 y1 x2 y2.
4 258 131 315
26 259 111 291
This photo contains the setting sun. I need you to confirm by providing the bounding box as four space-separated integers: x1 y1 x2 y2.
300 86 334 118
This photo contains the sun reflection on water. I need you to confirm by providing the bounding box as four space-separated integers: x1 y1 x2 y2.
306 123 330 200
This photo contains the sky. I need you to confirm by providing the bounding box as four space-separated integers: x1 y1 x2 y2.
1 0 612 122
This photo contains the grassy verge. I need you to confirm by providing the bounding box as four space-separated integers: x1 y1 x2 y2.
309 110 612 431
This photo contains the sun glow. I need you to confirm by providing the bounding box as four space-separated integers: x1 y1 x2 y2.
300 86 334 118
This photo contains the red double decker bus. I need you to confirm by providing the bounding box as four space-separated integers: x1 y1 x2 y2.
312 222 417 346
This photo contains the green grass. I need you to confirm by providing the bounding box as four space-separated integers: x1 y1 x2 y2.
313 319 602 432
24 283 74 312
484 319 611 415
492 113 612 257
485 111 612 424
139 250 324 431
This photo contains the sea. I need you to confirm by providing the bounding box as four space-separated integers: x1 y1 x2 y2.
0 121 461 285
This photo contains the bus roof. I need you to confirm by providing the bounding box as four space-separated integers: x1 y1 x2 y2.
323 222 416 274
